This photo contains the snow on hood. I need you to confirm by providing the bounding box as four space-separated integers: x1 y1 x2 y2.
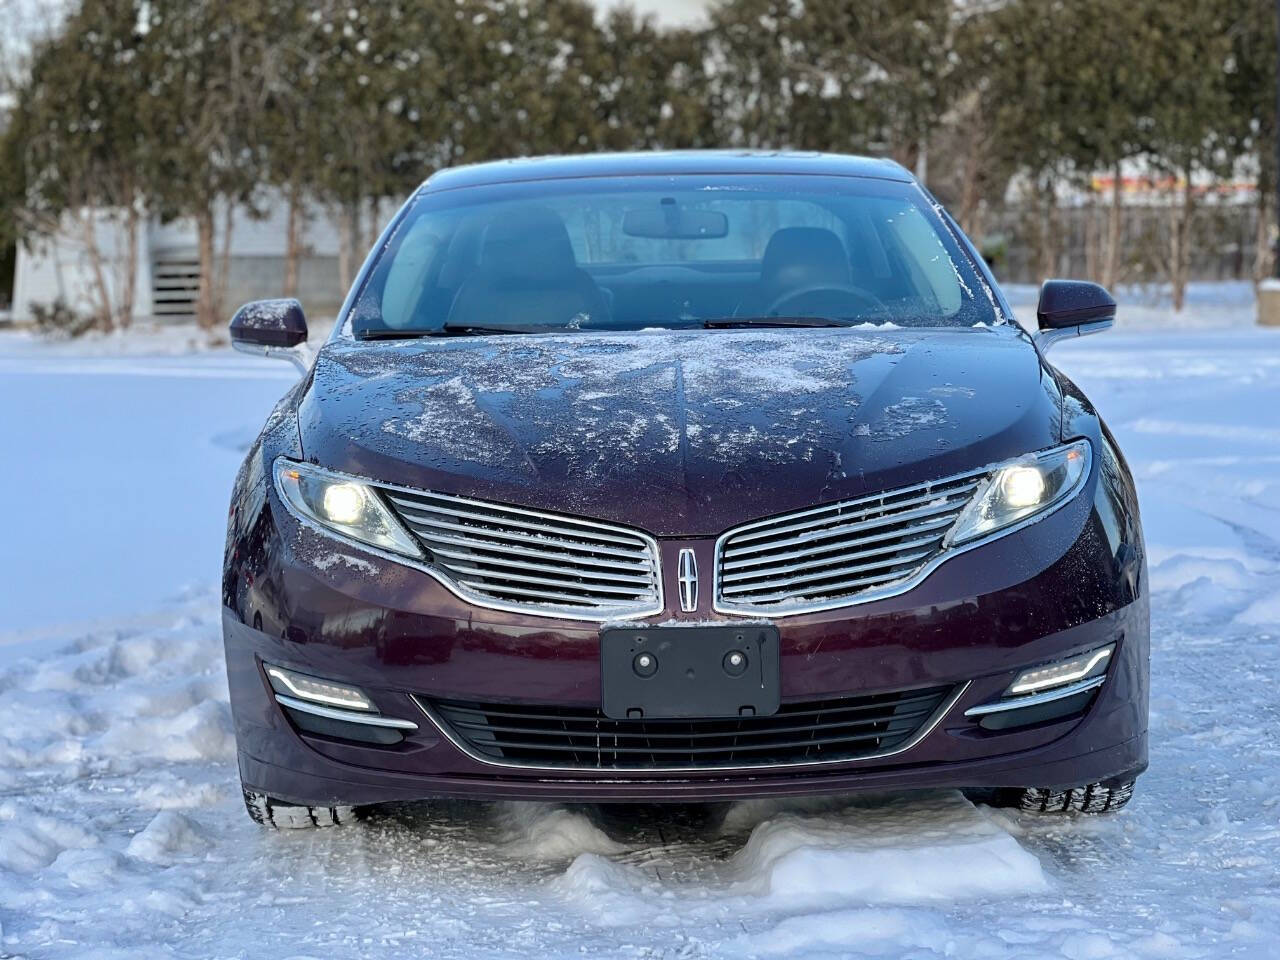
299 326 1054 535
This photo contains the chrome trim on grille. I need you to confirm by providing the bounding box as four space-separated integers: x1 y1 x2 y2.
713 446 1095 618
713 470 987 617
275 694 420 729
962 675 1105 717
411 682 970 773
381 487 663 621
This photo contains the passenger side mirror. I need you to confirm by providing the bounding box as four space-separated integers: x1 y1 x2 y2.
1033 280 1116 352
229 298 312 374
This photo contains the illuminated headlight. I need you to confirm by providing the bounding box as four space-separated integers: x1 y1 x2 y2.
273 458 421 558
1008 644 1113 695
949 440 1092 545
265 663 375 711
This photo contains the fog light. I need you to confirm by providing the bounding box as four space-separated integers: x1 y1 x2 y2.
265 664 375 711
1008 644 1113 695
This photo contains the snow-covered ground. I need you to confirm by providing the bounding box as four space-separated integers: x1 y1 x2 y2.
2 305 1279 959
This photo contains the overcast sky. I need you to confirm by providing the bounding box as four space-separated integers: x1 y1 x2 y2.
592 0 711 26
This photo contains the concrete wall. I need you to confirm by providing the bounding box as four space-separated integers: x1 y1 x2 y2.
225 255 346 321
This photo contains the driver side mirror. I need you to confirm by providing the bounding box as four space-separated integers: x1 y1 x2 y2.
1033 280 1116 352
229 298 312 374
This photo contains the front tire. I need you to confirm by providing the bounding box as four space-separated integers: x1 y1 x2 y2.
979 779 1136 815
1019 779 1135 814
242 788 359 829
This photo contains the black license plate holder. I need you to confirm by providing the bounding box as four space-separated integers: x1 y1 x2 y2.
600 624 780 720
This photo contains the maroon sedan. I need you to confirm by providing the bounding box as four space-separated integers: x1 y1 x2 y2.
225 152 1147 829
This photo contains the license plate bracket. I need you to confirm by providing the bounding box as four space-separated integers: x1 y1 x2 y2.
600 624 780 720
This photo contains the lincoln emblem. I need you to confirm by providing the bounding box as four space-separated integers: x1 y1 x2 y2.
677 548 698 612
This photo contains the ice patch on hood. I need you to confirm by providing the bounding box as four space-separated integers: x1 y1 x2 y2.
929 384 976 398
324 329 906 477
383 375 524 467
870 397 950 441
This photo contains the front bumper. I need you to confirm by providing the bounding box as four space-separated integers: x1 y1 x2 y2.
223 460 1149 804
228 609 1147 806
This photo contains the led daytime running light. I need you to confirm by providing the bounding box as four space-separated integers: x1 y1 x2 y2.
266 665 375 711
1008 645 1113 696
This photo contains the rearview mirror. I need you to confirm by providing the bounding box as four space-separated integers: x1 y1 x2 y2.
1033 280 1115 352
623 202 728 240
230 298 311 373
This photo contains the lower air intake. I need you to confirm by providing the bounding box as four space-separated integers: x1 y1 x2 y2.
419 686 954 771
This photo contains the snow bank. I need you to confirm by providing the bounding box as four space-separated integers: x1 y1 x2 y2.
552 792 1046 930
125 812 206 865
724 794 1047 904
0 805 99 874
494 803 629 860
0 594 233 789
1236 589 1280 626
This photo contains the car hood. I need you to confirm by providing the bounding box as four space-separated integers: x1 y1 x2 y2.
298 326 1060 536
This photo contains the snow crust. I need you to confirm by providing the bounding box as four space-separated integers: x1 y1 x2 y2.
3 293 1280 958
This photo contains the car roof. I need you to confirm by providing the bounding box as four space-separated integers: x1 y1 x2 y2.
421 150 914 193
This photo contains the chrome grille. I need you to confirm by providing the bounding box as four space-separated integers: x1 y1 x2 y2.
420 685 955 770
715 471 986 615
381 488 662 619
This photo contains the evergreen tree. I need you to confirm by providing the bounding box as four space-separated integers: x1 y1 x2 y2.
8 0 154 329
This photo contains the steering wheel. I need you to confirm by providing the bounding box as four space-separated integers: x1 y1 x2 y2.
764 283 888 319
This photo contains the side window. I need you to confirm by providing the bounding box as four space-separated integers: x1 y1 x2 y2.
381 218 446 329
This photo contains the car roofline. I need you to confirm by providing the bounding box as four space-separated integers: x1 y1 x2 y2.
417 150 915 194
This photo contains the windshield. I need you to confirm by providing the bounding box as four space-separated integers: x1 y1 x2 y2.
349 174 1000 337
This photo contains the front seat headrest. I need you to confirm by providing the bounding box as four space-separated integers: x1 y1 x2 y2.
481 206 579 282
758 227 852 306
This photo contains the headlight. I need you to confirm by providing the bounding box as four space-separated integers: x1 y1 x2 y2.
273 458 422 558
948 440 1091 545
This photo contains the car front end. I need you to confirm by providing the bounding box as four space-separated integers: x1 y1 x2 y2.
223 153 1148 822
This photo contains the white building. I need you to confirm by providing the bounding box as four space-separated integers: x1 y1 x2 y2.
9 194 357 326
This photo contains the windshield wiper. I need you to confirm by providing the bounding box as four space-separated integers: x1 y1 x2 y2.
438 323 549 337
357 329 433 340
358 324 545 341
701 316 863 329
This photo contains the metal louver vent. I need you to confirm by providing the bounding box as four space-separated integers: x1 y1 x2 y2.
715 471 986 615
418 685 956 771
382 488 663 620
151 257 201 318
